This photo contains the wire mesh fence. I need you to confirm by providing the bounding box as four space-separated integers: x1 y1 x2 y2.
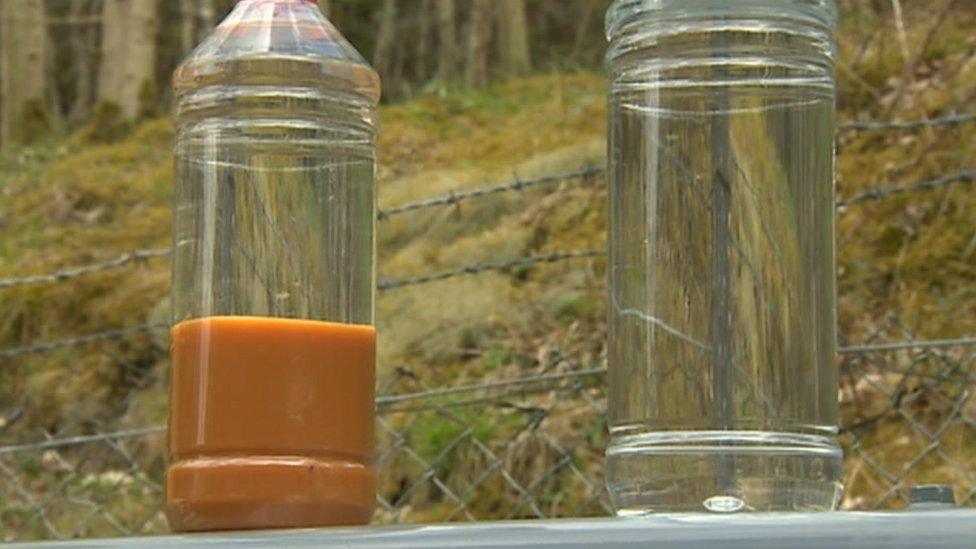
0 331 973 541
2 108 976 538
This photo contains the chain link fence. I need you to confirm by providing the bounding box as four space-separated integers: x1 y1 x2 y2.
2 119 975 539
0 332 973 541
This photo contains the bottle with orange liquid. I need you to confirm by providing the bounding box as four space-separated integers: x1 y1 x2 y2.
168 0 380 532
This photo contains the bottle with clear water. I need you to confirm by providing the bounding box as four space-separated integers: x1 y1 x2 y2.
169 0 380 532
605 0 842 513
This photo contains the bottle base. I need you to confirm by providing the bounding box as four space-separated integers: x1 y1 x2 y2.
606 431 843 514
166 457 375 532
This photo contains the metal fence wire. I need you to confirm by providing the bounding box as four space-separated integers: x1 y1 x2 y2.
0 333 974 540
2 137 976 540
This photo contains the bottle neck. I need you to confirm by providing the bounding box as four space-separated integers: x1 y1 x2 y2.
607 0 837 40
606 0 837 89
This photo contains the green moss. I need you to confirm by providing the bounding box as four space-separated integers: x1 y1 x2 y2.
409 411 498 477
554 293 587 324
77 103 132 144
15 98 53 145
137 80 159 120
484 347 516 370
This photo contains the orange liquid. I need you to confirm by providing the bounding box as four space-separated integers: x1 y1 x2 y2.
167 316 376 532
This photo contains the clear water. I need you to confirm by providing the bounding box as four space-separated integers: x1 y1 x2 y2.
605 0 842 513
172 0 380 326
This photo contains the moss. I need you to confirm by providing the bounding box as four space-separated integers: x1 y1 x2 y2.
77 103 133 144
553 293 594 325
137 80 159 120
484 347 515 371
14 98 53 145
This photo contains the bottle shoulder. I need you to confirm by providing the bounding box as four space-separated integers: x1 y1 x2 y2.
174 55 381 106
174 0 380 105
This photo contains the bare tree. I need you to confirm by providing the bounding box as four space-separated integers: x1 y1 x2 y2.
197 0 216 39
1 0 48 144
436 0 457 82
179 0 197 55
465 0 492 88
572 0 601 61
496 0 531 76
373 0 398 81
97 0 158 119
415 0 433 82
68 0 102 124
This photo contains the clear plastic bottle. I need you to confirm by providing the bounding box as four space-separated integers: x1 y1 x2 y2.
168 0 380 531
605 0 842 513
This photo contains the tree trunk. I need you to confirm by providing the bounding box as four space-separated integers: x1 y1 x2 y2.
496 0 531 76
465 0 492 88
572 0 600 62
414 0 433 82
46 9 62 120
436 0 456 82
197 0 215 39
180 0 197 55
1 0 48 144
69 0 101 124
97 0 158 120
372 0 398 84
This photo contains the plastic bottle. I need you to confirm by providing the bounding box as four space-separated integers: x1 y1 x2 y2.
168 0 380 531
605 0 842 513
